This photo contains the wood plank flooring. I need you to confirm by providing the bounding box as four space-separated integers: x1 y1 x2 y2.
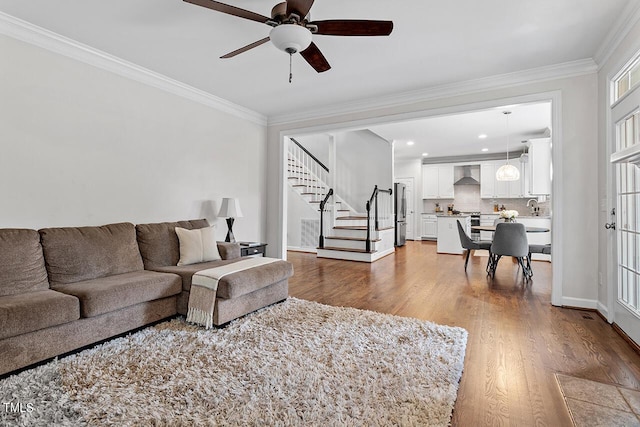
287 241 640 426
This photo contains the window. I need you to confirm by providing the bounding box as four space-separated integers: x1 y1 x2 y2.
614 56 640 103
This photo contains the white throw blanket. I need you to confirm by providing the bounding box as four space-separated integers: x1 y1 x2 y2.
186 257 278 329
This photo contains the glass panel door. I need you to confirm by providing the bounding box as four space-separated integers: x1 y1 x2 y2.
611 87 640 345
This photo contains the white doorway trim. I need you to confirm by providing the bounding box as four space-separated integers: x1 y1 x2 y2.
277 90 563 306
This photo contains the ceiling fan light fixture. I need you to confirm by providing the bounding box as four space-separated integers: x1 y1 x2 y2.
269 24 312 54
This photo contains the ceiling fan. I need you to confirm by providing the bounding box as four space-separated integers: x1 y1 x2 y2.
183 0 394 81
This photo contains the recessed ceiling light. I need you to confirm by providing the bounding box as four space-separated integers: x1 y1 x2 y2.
478 134 488 139
422 152 429 157
407 141 415 146
481 148 489 152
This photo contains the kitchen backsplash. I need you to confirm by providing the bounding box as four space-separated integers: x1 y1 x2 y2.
423 185 550 215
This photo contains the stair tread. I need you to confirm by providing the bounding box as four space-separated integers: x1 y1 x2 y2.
325 236 381 242
333 226 368 230
318 246 377 254
336 216 368 220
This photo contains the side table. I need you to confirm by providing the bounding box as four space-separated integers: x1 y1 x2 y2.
239 242 267 257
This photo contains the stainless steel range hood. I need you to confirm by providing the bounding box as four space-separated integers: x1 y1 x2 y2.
454 165 480 185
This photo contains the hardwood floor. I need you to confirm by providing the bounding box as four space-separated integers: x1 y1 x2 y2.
287 241 640 426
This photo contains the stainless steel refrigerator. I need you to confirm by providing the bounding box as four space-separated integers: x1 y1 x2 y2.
394 182 406 247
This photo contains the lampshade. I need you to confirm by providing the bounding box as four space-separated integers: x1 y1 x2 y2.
496 164 521 181
218 198 243 218
269 24 312 54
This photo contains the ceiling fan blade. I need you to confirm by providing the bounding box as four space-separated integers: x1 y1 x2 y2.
183 0 269 24
300 42 331 73
220 37 270 59
310 20 394 36
286 0 315 19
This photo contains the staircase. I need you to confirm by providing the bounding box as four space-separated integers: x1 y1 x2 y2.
287 139 395 263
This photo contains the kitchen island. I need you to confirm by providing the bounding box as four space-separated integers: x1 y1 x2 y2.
436 214 471 254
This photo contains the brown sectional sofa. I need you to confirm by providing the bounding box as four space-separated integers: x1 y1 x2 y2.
0 219 292 376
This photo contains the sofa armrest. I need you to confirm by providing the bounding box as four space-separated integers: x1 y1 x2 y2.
217 242 241 260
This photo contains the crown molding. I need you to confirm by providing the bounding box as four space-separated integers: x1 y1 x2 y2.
268 59 597 126
0 12 267 126
593 0 640 69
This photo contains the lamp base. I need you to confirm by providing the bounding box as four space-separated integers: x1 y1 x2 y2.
225 217 236 243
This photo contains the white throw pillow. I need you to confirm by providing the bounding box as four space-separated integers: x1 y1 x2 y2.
175 226 221 266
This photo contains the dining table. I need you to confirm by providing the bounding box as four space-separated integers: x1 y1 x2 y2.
471 225 550 233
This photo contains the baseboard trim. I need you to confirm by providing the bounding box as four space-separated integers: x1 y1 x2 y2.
612 323 640 357
561 297 598 310
287 246 317 254
596 302 609 320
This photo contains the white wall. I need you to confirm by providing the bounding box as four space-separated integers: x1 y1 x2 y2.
0 35 267 243
268 73 599 305
335 130 393 211
597 17 640 315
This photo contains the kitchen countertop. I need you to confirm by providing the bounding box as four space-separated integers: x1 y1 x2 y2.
423 212 551 219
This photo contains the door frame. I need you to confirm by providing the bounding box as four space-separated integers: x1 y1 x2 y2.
396 177 416 240
277 90 563 306
605 47 640 326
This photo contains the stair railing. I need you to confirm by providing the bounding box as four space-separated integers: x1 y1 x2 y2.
365 186 393 252
288 138 334 251
318 188 334 249
288 138 329 196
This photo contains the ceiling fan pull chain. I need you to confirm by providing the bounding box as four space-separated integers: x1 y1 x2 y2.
289 52 293 83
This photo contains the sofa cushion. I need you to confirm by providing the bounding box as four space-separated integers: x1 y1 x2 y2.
0 290 80 340
52 271 181 318
216 260 294 299
136 220 210 269
153 259 294 299
153 259 242 292
0 229 49 297
217 242 241 260
175 226 221 266
40 222 144 286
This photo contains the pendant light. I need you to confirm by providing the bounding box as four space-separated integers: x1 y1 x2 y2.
496 111 520 181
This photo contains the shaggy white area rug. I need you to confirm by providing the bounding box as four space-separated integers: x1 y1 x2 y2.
0 298 468 426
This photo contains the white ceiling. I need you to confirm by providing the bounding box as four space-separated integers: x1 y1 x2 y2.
0 0 632 119
370 101 552 160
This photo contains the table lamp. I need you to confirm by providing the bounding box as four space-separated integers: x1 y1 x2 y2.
218 198 243 242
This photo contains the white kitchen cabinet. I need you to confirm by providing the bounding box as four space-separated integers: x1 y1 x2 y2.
421 214 438 239
480 160 524 198
437 215 470 254
422 164 454 199
438 165 455 198
422 166 439 198
480 162 495 198
528 138 551 195
508 159 525 198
